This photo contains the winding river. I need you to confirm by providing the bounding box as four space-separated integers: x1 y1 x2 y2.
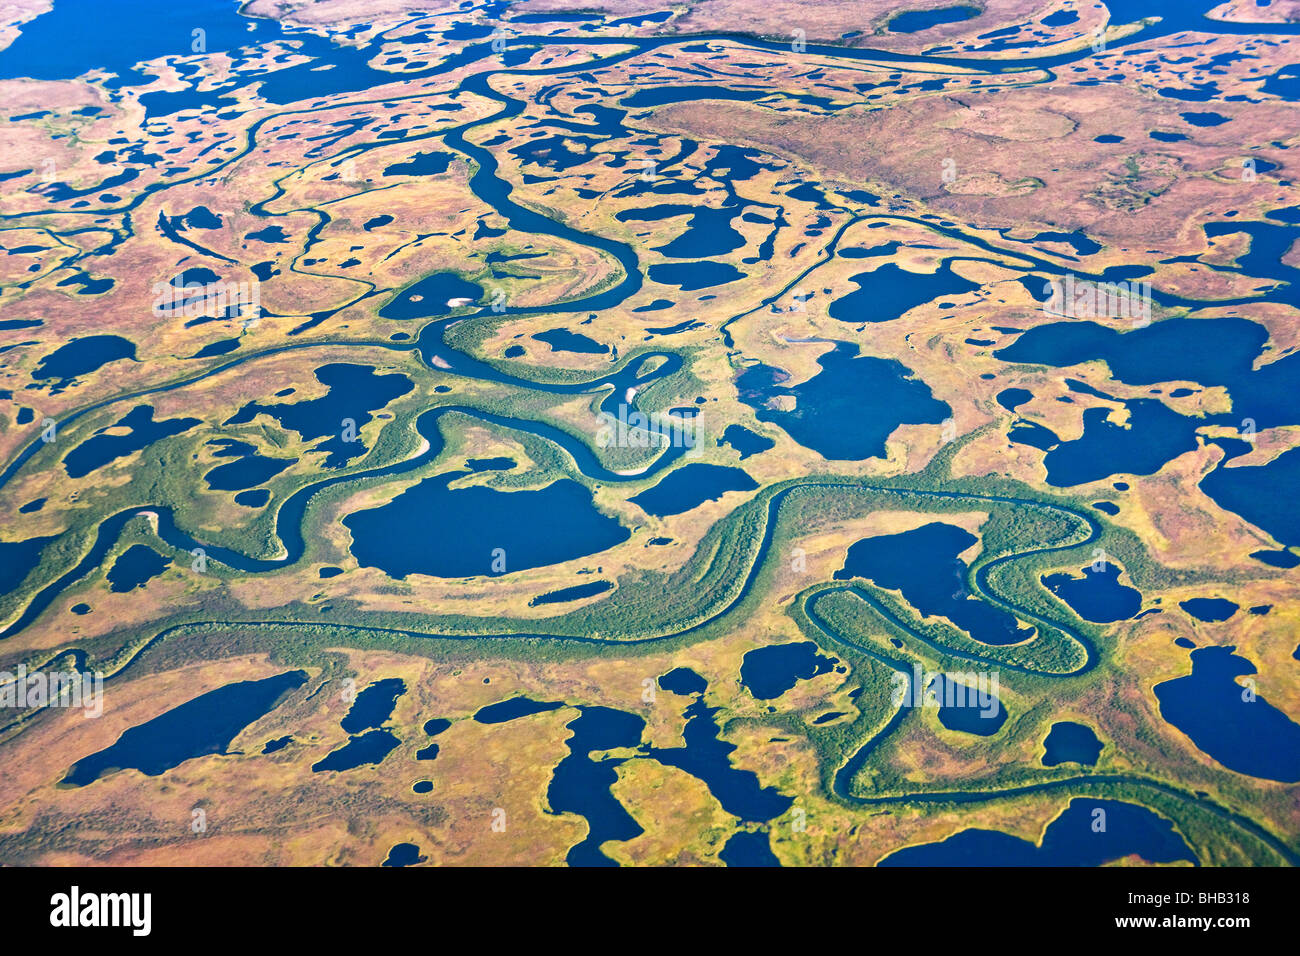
2 3 1297 865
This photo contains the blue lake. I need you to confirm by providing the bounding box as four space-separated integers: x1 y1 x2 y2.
341 678 406 734
1041 564 1142 623
737 342 950 461
1179 598 1239 622
616 202 746 259
1201 442 1300 548
311 729 400 772
106 544 170 593
879 798 1195 866
629 463 757 517
829 263 979 324
203 439 292 491
1042 721 1103 767
740 642 838 700
548 706 646 867
889 6 980 32
64 405 202 479
383 152 452 177
1040 399 1201 487
929 673 1006 736
1154 646 1300 782
32 335 136 384
642 693 792 823
474 697 563 724
720 830 781 867
225 363 413 469
836 523 1033 646
658 667 708 696
647 261 745 291
64 670 307 786
0 534 56 597
378 273 484 320
346 472 629 578
532 329 608 354
717 424 774 460
382 843 426 867
530 580 614 606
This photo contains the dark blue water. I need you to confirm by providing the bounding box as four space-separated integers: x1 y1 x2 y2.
836 523 1033 646
378 274 484 320
532 329 608 354
740 642 837 700
225 363 413 469
0 0 277 83
529 580 614 606
311 729 400 772
383 152 452 176
262 735 291 754
629 463 757 517
63 405 202 479
416 717 450 760
512 10 601 22
1182 111 1229 127
616 202 747 259
203 439 292 491
929 674 1006 736
1041 10 1079 27
1179 598 1238 622
621 86 765 108
720 830 781 867
647 261 744 291
996 388 1033 412
0 534 56 596
1041 398 1201 487
382 843 426 867
64 670 307 786
1042 721 1103 767
346 471 629 578
106 544 170 593
1041 564 1142 623
309 676 406 772
737 342 950 461
644 692 792 822
658 667 708 696
1155 646 1300 782
341 678 405 734
1251 549 1299 568
32 335 136 384
474 697 563 723
547 706 646 866
879 798 1195 866
717 424 774 460
996 317 1300 435
1201 442 1300 547
234 489 270 508
889 6 980 33
829 263 979 324
841 242 901 259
